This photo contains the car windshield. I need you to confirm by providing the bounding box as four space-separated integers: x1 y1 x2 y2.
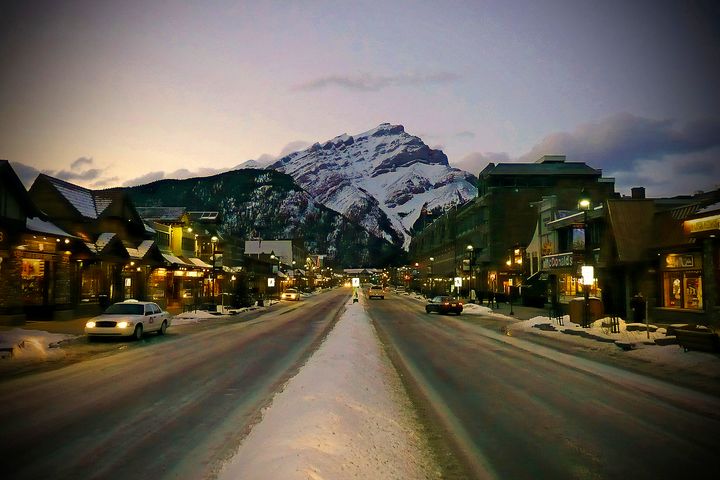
104 303 145 315
286 289 298 293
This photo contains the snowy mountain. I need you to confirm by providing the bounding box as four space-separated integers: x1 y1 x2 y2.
268 123 477 248
120 169 405 267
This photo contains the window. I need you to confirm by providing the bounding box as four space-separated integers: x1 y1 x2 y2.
663 271 702 310
21 259 44 305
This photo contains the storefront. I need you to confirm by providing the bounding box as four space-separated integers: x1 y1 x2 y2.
660 253 703 310
541 252 602 305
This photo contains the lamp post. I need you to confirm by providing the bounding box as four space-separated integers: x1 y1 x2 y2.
211 236 218 305
579 190 592 328
466 245 474 302
429 257 434 297
270 251 281 300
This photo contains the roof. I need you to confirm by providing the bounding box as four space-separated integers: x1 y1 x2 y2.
83 233 129 259
188 257 212 268
124 240 162 262
187 211 220 222
41 175 115 219
481 162 601 177
162 253 190 266
26 217 73 238
136 207 187 223
606 200 655 262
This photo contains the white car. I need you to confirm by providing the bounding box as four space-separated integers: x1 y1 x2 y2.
85 300 171 340
281 288 300 301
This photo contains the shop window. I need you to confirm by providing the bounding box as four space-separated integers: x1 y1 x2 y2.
663 271 702 310
81 265 101 301
21 259 44 305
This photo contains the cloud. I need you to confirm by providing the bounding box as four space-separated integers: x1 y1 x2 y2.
55 168 104 182
70 156 93 170
519 113 720 196
255 140 312 164
520 113 720 169
293 72 459 92
451 151 511 175
455 131 475 139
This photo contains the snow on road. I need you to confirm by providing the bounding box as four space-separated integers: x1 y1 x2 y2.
216 295 439 480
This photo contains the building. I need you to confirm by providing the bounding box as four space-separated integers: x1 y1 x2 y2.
1 161 80 322
410 155 617 300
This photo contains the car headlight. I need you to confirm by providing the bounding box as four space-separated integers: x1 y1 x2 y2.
86 321 96 328
117 321 133 328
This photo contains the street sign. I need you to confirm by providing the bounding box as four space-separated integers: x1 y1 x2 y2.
268 277 275 287
351 277 360 287
454 277 462 287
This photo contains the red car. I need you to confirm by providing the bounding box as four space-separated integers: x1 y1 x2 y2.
425 296 463 315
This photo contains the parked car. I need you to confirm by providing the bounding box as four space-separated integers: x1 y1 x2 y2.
85 300 171 340
368 285 385 299
281 288 300 301
425 296 463 315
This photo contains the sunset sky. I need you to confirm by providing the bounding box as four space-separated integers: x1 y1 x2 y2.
2 0 719 197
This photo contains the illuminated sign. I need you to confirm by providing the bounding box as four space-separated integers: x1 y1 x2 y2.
351 277 360 287
684 214 720 234
268 277 275 287
541 253 574 270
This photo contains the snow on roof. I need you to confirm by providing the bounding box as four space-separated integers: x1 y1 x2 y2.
188 257 212 268
25 217 72 238
45 176 113 219
162 253 189 266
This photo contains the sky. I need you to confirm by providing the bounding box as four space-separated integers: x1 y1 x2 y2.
1 0 719 197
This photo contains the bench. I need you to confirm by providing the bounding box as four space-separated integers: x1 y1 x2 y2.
675 329 720 353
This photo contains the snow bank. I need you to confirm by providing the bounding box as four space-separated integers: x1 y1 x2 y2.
217 296 437 479
0 328 76 361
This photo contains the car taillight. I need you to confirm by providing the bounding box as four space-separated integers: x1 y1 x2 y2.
443 302 449 305
458 302 463 306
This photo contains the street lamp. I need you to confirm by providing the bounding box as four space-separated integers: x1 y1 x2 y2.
466 245 474 301
211 236 218 305
579 189 592 327
429 257 434 297
270 251 281 300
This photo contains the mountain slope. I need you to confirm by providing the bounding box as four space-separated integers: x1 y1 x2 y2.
118 169 405 267
269 123 477 248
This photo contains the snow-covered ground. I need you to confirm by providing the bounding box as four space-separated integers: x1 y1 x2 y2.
216 294 438 479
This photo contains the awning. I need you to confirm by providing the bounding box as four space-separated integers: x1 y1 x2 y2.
188 257 212 268
162 253 190 266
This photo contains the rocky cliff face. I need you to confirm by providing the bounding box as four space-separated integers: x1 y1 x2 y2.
269 123 477 248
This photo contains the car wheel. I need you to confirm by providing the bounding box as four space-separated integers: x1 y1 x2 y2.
158 320 168 335
132 324 143 341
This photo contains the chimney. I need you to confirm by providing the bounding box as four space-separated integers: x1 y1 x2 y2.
631 187 645 199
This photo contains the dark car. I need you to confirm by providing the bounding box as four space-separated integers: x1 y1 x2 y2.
425 296 463 315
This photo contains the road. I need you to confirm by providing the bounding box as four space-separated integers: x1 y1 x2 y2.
368 292 720 480
0 289 348 480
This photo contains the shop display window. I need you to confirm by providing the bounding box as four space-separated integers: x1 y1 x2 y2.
80 265 101 301
663 271 702 310
21 259 44 305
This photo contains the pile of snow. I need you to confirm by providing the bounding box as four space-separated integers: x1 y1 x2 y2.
487 311 720 376
0 329 76 362
217 295 437 479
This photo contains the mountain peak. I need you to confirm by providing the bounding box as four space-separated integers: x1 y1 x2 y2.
365 123 405 137
268 124 477 248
